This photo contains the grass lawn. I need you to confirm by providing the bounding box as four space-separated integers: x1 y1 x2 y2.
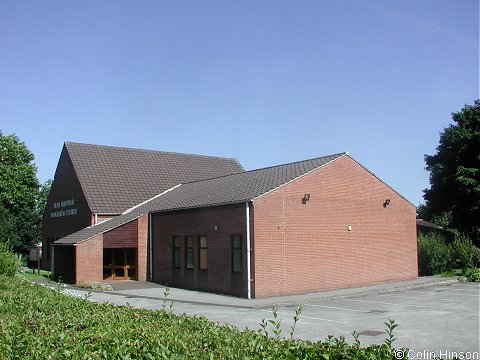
19 267 51 281
0 275 408 359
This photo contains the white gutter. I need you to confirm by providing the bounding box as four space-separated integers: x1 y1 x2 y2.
246 201 252 299
149 212 153 281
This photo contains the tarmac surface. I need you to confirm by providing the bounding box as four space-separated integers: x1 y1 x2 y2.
35 277 480 357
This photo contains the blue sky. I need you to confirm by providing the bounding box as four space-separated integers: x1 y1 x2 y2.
0 0 478 207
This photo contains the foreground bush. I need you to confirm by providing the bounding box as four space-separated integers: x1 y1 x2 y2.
449 235 479 270
0 276 407 359
0 243 19 277
463 268 480 283
417 232 452 275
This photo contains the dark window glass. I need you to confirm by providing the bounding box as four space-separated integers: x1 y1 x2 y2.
126 249 136 265
173 236 181 268
114 249 124 266
199 236 207 270
185 236 193 269
115 267 124 277
232 235 242 273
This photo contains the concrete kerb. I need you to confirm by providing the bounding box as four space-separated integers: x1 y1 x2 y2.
244 277 461 308
32 276 460 309
107 277 461 309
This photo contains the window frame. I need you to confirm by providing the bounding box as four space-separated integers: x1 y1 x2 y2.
185 236 194 270
173 236 181 269
198 235 207 270
231 234 243 273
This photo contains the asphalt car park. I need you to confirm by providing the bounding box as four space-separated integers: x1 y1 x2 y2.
62 281 480 356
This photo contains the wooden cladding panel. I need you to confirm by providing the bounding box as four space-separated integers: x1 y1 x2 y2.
103 220 138 248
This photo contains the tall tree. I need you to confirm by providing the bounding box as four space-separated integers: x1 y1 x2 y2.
0 205 20 249
36 179 52 216
0 131 41 251
423 100 480 243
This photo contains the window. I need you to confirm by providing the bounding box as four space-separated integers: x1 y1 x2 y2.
185 236 193 269
173 236 181 268
199 236 207 270
232 235 242 273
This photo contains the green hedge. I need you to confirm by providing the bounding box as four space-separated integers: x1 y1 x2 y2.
417 232 452 275
0 243 19 277
449 235 479 270
0 276 408 359
418 232 480 277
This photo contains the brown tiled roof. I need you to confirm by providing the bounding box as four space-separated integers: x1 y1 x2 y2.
55 152 346 245
416 219 443 229
65 142 244 214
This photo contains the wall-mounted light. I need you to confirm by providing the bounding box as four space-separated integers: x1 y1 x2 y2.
302 194 311 204
383 199 391 208
214 225 219 231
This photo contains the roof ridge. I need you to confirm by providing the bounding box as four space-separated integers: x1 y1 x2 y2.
64 141 242 163
181 152 347 185
239 152 347 174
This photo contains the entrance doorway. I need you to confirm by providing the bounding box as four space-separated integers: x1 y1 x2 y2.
103 248 136 280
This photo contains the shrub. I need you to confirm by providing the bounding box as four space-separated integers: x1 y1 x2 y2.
0 276 409 359
16 253 28 267
75 280 113 291
417 232 452 276
449 235 478 270
0 243 19 277
464 268 480 283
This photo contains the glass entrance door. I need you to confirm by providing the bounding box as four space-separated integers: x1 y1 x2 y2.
103 248 136 280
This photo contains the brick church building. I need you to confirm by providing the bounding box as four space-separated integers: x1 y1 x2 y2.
43 142 417 298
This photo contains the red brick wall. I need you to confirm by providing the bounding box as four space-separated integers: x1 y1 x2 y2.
137 214 148 281
151 204 247 297
252 155 417 298
104 220 138 248
75 235 103 283
42 145 92 269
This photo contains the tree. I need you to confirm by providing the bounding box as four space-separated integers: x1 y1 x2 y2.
423 100 480 244
0 131 41 252
0 205 20 249
36 179 52 216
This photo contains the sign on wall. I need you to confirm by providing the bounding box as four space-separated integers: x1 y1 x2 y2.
50 199 78 218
